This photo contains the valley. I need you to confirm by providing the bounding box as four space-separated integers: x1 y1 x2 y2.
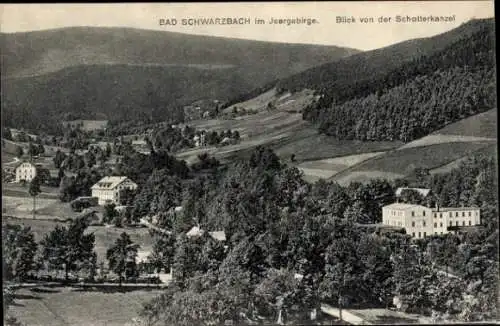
1 14 497 326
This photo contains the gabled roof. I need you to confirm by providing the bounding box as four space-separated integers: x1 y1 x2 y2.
186 226 226 241
91 176 135 190
208 231 226 242
395 187 431 198
14 161 35 170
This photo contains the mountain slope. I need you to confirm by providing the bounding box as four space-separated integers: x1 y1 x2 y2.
280 18 495 143
277 18 494 96
1 27 359 79
1 27 359 133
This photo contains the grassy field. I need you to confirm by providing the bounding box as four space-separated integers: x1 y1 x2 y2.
3 217 154 265
398 134 497 150
296 152 387 183
430 143 497 175
8 286 163 326
330 140 496 185
432 108 497 138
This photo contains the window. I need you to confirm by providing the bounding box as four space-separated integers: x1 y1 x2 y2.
423 232 426 237
440 232 443 235
412 222 415 227
462 212 465 217
449 212 452 218
418 232 421 238
449 221 452 226
412 211 415 217
440 213 443 218
462 221 465 226
423 221 426 227
412 232 415 237
468 212 471 217
435 232 437 235
440 222 443 227
434 213 437 218
423 211 426 217
456 212 459 217
456 221 459 226
469 220 472 226
434 222 437 227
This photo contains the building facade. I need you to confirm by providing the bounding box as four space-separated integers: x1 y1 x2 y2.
15 162 37 183
382 203 480 239
91 176 138 205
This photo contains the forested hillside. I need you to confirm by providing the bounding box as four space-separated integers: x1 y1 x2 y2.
1 27 358 134
277 18 495 142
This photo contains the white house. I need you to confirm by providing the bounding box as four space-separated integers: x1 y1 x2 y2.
193 133 206 147
91 176 138 205
15 162 37 183
382 202 480 239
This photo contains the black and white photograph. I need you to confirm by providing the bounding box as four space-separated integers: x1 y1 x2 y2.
1 2 497 325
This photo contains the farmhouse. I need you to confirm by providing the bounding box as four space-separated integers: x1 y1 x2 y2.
193 132 206 147
382 202 480 239
15 162 37 183
91 176 138 205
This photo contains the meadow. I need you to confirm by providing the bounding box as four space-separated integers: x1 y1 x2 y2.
8 286 163 326
3 216 154 265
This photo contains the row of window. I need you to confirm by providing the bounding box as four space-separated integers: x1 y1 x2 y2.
411 220 474 228
450 220 473 226
435 211 477 218
412 231 434 238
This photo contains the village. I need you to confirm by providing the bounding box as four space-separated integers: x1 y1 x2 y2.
2 113 490 325
1 4 497 325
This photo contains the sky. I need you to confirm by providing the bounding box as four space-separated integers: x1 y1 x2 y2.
0 2 495 51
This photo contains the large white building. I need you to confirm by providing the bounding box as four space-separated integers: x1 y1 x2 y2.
91 176 138 205
382 203 481 239
15 162 37 183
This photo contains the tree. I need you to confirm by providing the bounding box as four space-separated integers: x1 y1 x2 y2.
2 224 38 281
3 127 13 140
399 189 425 205
28 175 42 219
103 203 118 224
15 146 23 158
149 232 176 273
27 142 39 158
40 217 95 280
106 232 139 286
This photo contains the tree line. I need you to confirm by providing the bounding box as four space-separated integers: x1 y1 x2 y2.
2 217 145 287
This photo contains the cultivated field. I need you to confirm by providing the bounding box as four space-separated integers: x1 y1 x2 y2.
176 90 401 167
8 286 163 326
296 152 386 183
331 140 496 185
178 90 496 186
